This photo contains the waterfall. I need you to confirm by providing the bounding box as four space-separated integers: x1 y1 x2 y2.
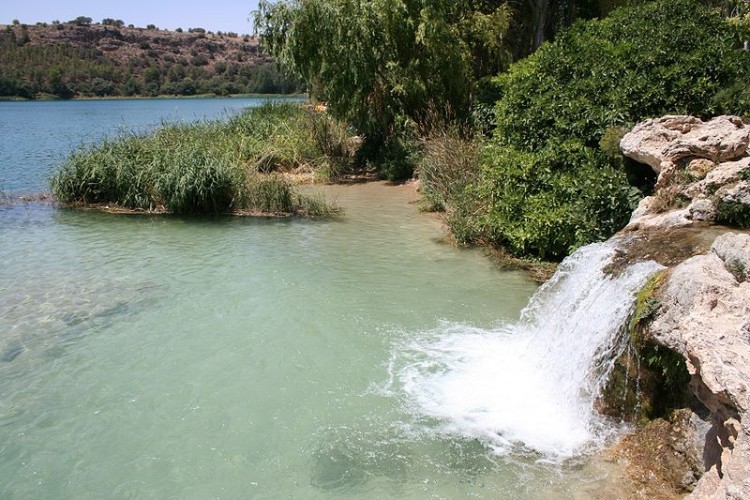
394 240 664 460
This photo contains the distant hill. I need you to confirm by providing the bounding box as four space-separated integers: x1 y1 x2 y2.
0 19 302 99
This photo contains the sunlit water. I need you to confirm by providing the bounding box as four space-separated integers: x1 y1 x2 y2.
0 98 632 498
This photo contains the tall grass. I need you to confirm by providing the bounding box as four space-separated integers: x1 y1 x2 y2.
51 102 354 215
417 124 483 244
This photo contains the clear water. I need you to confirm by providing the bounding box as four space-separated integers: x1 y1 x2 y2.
0 98 630 498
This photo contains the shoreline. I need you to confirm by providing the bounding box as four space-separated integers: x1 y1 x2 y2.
0 93 308 103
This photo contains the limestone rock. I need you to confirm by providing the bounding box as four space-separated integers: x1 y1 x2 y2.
621 115 749 174
621 116 702 172
701 157 750 191
712 232 750 282
646 233 750 499
718 181 750 207
627 207 692 230
664 116 749 164
621 116 750 229
688 198 717 222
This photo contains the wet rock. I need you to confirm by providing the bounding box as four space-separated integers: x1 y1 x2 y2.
610 409 713 497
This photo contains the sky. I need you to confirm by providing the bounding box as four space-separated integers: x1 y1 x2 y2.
3 0 262 36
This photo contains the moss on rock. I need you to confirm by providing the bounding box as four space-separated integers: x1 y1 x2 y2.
599 271 693 423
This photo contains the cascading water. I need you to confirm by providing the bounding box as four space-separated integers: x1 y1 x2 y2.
392 240 665 460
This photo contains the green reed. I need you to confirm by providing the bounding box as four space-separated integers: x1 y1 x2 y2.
51 102 352 215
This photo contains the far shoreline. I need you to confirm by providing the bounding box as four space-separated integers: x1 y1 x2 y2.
0 93 308 103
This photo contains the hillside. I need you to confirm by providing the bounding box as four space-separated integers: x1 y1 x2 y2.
0 20 301 99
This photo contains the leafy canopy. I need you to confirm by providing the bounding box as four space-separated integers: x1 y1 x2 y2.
253 0 511 178
494 0 750 152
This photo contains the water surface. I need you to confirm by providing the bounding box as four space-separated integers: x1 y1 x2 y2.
0 98 618 498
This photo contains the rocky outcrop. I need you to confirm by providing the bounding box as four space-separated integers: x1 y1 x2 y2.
621 115 749 174
615 116 750 498
647 233 750 499
621 115 750 231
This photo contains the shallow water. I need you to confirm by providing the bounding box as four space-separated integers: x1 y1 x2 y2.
0 185 556 498
0 98 626 498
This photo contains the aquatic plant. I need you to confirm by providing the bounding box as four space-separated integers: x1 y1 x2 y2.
51 102 350 215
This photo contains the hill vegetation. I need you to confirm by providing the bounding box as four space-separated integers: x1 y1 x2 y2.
0 18 301 99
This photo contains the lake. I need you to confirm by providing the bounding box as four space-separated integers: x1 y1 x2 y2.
0 98 616 498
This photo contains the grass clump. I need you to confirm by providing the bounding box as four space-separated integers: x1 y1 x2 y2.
51 102 355 215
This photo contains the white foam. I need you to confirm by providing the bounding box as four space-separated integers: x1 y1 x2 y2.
394 241 664 460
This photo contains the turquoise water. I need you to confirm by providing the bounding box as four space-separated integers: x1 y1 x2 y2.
0 99 614 498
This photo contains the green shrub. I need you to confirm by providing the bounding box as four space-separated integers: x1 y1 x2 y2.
494 0 750 152
475 142 637 259
717 200 750 228
467 0 750 259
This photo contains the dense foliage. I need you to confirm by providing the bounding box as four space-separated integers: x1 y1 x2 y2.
462 0 750 259
0 22 301 99
253 0 512 180
51 102 351 215
494 0 750 152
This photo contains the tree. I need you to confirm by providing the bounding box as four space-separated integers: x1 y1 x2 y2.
46 67 73 98
72 16 93 26
472 0 750 259
253 0 512 179
122 76 140 96
17 26 29 46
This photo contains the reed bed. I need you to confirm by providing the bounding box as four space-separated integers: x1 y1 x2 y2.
51 102 354 215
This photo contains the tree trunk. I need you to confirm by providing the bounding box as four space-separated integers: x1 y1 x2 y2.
529 0 549 51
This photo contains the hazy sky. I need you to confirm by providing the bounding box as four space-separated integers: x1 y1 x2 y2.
3 0 262 35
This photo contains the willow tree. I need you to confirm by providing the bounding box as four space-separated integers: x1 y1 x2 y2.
253 0 511 178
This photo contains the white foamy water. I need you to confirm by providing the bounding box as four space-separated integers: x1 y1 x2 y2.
394 241 665 460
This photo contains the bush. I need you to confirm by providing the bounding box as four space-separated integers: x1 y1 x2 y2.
494 0 750 152
467 0 750 259
474 142 637 259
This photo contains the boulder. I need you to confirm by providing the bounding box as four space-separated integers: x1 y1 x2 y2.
621 116 749 174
